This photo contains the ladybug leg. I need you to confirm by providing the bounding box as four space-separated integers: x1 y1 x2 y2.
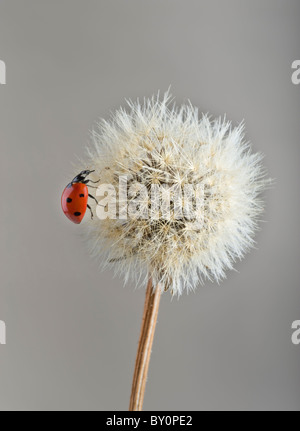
88 193 105 207
87 204 94 220
88 193 99 205
82 179 100 187
83 183 98 189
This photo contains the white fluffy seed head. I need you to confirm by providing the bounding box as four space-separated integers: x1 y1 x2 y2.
82 91 269 296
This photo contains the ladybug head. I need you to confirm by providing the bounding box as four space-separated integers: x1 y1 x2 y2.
81 169 94 176
71 169 95 184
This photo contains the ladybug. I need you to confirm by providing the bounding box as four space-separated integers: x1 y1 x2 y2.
61 169 99 224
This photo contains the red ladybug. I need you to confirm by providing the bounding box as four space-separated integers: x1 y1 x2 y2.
61 170 99 224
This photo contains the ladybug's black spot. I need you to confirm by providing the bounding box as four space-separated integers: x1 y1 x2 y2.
66 197 72 203
74 212 81 217
79 193 84 197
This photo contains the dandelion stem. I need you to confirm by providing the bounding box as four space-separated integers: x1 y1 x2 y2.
129 277 162 411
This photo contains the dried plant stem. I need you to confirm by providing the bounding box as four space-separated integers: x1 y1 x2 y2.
129 277 162 411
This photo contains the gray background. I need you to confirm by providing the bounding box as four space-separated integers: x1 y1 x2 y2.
0 0 299 411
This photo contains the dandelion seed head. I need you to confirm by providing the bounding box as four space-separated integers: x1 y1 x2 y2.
82 91 269 296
